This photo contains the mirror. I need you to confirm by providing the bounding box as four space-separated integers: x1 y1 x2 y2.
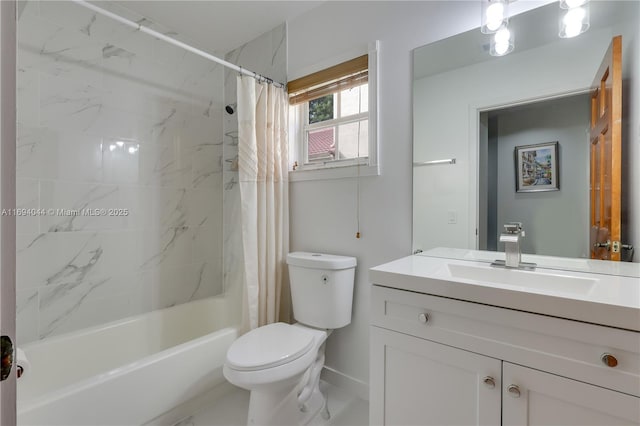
412 1 640 275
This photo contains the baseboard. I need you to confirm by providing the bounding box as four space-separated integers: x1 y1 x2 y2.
320 366 369 402
145 381 238 426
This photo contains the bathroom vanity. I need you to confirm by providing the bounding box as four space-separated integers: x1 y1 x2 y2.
369 253 640 425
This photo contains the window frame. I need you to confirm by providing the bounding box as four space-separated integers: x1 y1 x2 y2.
289 41 379 182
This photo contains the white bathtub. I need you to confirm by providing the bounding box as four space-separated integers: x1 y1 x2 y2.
18 296 239 426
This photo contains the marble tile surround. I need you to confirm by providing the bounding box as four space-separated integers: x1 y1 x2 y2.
16 1 226 343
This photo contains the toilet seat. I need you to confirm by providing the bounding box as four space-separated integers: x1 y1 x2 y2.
226 323 315 371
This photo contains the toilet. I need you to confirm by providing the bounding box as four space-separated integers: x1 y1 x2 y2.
223 252 357 426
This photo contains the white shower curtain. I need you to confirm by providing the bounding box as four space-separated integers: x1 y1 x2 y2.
237 76 290 332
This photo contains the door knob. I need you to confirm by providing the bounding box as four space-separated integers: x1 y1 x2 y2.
507 384 521 398
483 376 496 389
601 353 618 367
1 336 13 381
418 313 429 324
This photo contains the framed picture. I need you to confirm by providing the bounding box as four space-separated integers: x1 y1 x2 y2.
514 141 559 192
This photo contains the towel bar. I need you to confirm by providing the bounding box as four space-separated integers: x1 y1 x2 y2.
413 158 456 166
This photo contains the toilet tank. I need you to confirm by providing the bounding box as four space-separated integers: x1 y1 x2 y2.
286 252 357 330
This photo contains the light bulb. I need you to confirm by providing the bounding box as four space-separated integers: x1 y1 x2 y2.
128 146 136 154
495 27 511 44
116 141 124 147
564 21 582 38
564 7 586 24
109 144 116 152
481 0 508 34
485 2 505 32
560 6 588 38
494 41 509 56
490 27 513 56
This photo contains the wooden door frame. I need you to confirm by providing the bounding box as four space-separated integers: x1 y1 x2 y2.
589 35 623 260
0 0 17 424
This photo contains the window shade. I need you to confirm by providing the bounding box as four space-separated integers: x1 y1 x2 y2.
288 54 368 105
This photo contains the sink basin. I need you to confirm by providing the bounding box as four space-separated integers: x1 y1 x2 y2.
446 263 598 295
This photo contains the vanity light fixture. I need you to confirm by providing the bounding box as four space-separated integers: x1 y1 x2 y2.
481 0 509 34
559 0 590 38
481 0 592 57
490 25 514 56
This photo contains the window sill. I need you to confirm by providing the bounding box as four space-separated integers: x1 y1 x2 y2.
289 163 379 182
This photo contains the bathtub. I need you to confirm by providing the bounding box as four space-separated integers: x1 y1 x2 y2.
17 296 239 425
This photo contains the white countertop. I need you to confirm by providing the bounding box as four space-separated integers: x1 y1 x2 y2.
370 254 640 332
420 247 640 278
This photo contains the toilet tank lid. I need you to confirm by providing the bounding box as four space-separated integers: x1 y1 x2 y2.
286 252 357 270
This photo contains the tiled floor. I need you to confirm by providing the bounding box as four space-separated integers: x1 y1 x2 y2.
173 380 368 426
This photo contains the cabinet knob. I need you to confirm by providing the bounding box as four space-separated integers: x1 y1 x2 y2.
507 384 521 398
418 313 429 324
483 376 496 389
601 353 618 368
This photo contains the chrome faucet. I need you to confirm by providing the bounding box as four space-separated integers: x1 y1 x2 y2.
501 222 524 268
492 222 536 270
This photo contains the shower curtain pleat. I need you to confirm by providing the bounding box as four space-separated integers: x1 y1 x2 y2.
237 76 290 332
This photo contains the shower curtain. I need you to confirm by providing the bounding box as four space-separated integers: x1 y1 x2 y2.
237 76 290 332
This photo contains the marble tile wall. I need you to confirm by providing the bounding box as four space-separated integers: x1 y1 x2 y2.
16 1 225 343
222 24 287 301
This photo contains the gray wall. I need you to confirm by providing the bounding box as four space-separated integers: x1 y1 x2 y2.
492 94 590 258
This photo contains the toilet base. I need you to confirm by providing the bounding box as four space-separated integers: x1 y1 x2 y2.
300 385 330 425
225 325 331 426
247 383 327 426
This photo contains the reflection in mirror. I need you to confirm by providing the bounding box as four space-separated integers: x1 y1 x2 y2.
479 94 590 258
412 1 640 274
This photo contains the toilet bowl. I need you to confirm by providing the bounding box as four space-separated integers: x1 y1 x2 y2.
224 323 328 425
223 323 327 391
223 252 356 426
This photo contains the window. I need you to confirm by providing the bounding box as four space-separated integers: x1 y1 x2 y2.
304 84 368 164
288 43 378 180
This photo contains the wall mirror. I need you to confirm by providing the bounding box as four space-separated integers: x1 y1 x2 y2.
412 1 639 276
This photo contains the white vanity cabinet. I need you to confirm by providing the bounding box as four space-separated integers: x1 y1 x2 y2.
370 284 640 426
502 362 639 425
371 326 501 425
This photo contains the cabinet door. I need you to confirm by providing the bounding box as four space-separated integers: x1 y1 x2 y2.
370 326 501 426
503 362 640 425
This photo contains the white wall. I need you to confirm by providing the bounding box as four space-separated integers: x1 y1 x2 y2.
413 13 639 255
288 0 639 394
492 95 590 258
287 1 484 394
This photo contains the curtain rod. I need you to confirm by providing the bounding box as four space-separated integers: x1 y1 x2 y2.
71 0 285 88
